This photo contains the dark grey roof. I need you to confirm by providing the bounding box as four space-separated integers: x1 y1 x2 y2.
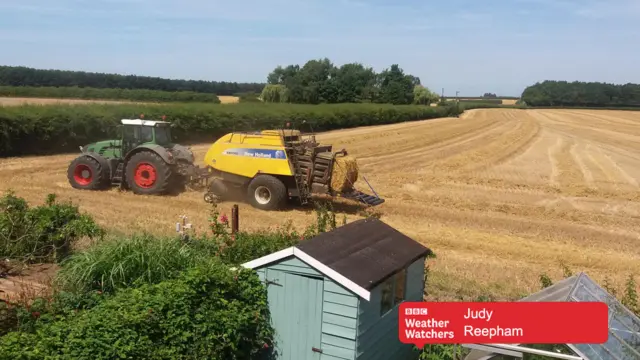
295 217 432 290
465 272 640 360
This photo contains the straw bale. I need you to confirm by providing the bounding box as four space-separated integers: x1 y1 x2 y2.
331 155 359 193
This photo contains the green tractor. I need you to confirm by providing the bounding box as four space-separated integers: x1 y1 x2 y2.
67 118 205 195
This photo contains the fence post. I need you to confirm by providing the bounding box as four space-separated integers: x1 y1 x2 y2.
231 204 239 234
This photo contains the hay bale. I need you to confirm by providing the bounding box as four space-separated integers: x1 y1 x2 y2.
331 155 359 193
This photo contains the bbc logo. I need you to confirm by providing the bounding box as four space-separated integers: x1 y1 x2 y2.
405 308 428 315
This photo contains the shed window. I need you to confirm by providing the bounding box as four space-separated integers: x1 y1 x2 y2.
380 277 394 315
394 269 407 304
380 268 408 316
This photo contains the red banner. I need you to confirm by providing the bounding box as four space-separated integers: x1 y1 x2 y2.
399 302 609 346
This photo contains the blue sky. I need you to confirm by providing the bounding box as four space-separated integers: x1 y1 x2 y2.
0 0 639 96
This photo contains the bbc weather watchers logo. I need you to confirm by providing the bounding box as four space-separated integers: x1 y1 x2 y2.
223 148 286 160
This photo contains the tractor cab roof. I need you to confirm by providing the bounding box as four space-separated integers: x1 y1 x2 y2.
120 119 171 127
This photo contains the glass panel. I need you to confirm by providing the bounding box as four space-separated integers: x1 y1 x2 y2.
394 270 407 305
572 284 599 303
140 127 153 143
154 127 171 144
611 302 640 333
380 277 394 316
123 126 136 141
574 343 607 360
611 317 640 358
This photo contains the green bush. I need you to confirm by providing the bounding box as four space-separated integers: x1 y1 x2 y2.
0 102 462 157
0 261 274 360
0 85 221 103
235 92 262 103
0 192 104 263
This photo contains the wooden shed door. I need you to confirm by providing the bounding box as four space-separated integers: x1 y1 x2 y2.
265 269 324 360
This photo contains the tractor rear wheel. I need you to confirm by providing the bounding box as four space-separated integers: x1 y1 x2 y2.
125 151 173 195
67 156 109 190
247 175 287 211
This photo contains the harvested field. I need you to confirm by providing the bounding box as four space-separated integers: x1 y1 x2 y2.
1 108 640 300
218 95 240 104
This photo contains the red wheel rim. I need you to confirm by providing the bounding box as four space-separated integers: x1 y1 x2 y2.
73 164 93 186
134 162 157 188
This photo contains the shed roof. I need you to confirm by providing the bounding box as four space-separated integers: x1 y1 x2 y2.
242 218 432 301
464 272 640 360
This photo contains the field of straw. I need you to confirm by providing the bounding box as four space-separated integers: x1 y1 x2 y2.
217 95 240 104
2 108 640 300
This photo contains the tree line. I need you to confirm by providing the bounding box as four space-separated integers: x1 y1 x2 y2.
0 66 264 96
0 85 220 103
521 80 640 107
260 58 440 105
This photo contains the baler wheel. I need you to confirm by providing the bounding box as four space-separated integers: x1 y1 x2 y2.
247 175 287 211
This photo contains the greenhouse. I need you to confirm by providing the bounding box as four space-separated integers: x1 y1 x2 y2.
463 272 640 360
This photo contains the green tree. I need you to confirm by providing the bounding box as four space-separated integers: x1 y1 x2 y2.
414 85 440 105
260 84 289 103
376 64 415 105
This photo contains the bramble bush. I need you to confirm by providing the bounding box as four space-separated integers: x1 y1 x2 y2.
0 191 104 263
0 85 221 103
0 102 463 157
0 261 274 360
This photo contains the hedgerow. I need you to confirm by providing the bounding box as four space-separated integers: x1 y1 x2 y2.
0 85 221 103
0 102 462 157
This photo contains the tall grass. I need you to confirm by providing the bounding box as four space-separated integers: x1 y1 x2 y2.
55 234 210 293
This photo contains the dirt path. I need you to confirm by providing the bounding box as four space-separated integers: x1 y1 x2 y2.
2 108 640 300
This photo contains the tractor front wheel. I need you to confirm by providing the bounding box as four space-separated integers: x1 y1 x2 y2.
67 156 109 190
247 175 287 211
125 151 173 195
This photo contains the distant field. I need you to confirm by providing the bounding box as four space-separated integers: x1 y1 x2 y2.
446 98 518 105
218 96 240 104
0 96 241 106
0 97 138 106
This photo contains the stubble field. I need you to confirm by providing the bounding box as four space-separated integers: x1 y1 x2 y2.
1 108 639 300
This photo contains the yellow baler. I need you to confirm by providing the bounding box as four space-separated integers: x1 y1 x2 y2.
200 129 384 210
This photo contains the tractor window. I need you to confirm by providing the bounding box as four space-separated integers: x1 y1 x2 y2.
123 126 136 142
140 126 153 143
154 126 171 145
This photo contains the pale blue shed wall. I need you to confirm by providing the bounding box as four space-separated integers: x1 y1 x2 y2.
354 257 426 360
256 256 359 360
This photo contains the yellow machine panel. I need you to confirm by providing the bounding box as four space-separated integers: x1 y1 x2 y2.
203 132 294 178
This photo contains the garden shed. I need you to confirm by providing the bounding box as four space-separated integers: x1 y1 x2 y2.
242 217 432 360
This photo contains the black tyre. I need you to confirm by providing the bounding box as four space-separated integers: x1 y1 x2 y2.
247 175 287 211
125 151 173 195
209 178 229 198
67 156 110 190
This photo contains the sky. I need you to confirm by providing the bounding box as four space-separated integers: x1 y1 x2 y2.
0 0 639 96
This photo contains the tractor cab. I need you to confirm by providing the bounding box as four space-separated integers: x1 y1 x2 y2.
119 119 173 153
